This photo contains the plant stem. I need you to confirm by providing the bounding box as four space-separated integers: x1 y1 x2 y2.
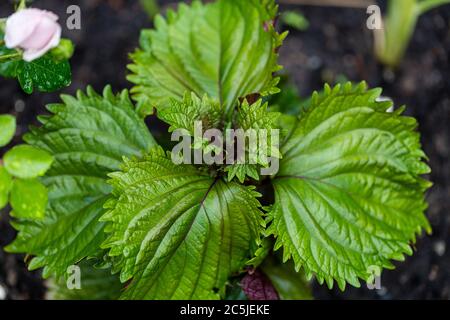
17 0 27 10
0 18 6 33
375 0 419 68
375 0 450 67
139 0 160 19
0 52 21 62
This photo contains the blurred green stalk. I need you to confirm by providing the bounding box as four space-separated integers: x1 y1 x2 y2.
376 0 450 68
139 0 160 20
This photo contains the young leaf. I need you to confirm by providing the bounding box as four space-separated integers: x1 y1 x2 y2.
0 114 16 147
3 145 54 179
101 147 264 299
158 92 222 134
0 166 13 210
128 0 285 116
6 86 157 278
236 99 280 132
10 178 48 220
268 82 432 290
225 99 281 183
225 164 261 184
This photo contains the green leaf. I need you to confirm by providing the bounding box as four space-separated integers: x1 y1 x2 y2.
48 260 122 300
128 0 285 116
0 166 13 210
158 92 222 134
236 99 280 131
0 114 16 147
0 48 20 78
6 86 157 278
17 55 72 94
268 82 431 290
101 147 264 299
10 179 48 220
225 164 260 184
3 145 54 179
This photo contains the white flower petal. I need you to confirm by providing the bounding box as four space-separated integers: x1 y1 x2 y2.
22 24 61 62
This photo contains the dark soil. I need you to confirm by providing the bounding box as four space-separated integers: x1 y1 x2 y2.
0 0 449 300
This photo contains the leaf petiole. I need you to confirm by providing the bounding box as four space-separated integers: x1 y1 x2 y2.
0 52 21 62
16 0 27 10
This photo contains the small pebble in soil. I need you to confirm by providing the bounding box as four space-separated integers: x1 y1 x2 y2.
14 100 25 113
433 241 446 257
306 55 322 70
0 284 7 300
375 286 388 297
425 70 443 89
434 134 449 157
343 54 355 69
400 76 417 96
433 15 446 29
382 69 395 83
323 24 337 38
321 69 335 84
400 274 409 285
428 265 440 282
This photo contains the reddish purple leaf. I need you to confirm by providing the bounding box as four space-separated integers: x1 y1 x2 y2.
241 269 279 300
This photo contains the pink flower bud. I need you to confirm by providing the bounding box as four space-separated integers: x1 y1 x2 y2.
5 8 62 62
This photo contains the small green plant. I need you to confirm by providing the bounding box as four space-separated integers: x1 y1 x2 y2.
139 0 160 19
1 0 432 300
0 115 54 220
280 10 309 31
375 0 450 67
